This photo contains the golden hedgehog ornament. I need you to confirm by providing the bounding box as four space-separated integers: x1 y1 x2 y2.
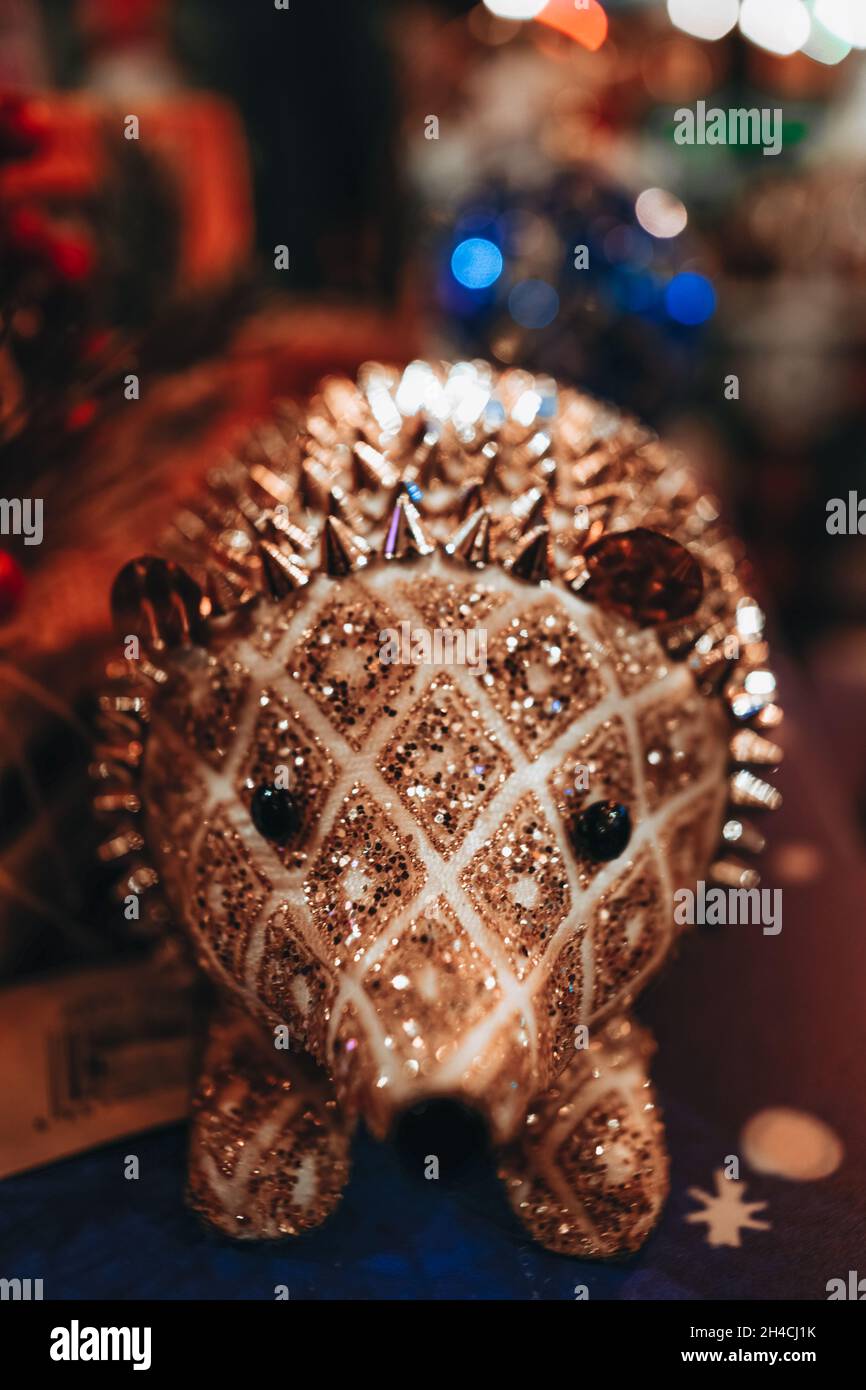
96 360 782 1256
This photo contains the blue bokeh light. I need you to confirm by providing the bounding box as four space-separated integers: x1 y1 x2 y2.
450 237 504 290
508 278 560 329
664 272 716 326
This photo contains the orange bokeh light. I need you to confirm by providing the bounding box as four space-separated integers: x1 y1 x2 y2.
535 0 608 51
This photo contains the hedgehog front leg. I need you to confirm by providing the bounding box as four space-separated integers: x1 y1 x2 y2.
496 1016 669 1258
186 1005 353 1240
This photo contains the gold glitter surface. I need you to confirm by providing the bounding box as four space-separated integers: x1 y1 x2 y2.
536 925 586 1074
553 1096 659 1249
590 850 666 1013
194 813 272 987
378 676 512 856
593 617 669 696
475 598 607 759
638 694 721 810
361 897 501 1077
288 582 412 750
395 575 509 632
303 783 426 965
462 792 571 979
330 1002 376 1126
163 648 250 770
498 1021 668 1257
187 1010 351 1240
257 904 336 1061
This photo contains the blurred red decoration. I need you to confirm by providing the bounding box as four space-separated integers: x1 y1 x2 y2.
0 95 51 160
65 400 98 432
0 550 26 622
48 232 95 283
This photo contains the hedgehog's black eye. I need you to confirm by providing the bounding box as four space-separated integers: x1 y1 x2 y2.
250 783 302 842
569 800 631 861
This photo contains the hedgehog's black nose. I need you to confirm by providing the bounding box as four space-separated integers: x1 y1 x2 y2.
392 1098 491 1184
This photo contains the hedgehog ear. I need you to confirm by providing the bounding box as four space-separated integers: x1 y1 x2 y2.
111 556 207 652
568 528 703 627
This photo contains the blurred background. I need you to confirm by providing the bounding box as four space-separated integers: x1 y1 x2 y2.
1 0 865 977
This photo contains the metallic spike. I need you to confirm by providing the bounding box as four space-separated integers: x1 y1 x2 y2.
457 475 486 520
321 514 371 576
384 495 435 561
377 472 423 525
728 688 769 722
104 657 166 688
111 556 206 651
93 739 143 769
139 658 169 687
98 693 150 723
258 539 310 596
93 792 142 816
411 431 442 486
709 859 761 890
320 375 367 428
97 829 146 863
721 818 767 855
730 768 783 812
254 507 314 555
213 525 257 569
506 524 551 583
353 441 399 492
96 712 144 746
89 759 136 785
735 595 766 642
444 506 492 569
512 485 548 531
534 455 557 491
249 462 294 507
563 554 590 593
204 562 256 614
689 642 737 695
729 687 784 730
730 730 783 766
755 702 783 730
126 864 160 896
660 617 706 661
223 489 264 536
301 457 337 511
328 486 366 535
306 413 339 450
474 439 500 487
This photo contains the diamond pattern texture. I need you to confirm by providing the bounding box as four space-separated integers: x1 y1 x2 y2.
145 557 729 1136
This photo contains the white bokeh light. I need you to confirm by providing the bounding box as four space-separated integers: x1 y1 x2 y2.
635 188 688 239
667 0 740 43
739 0 811 55
801 19 852 64
482 0 548 19
814 0 866 49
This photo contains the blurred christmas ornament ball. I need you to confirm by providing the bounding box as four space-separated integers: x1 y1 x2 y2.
432 167 715 422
